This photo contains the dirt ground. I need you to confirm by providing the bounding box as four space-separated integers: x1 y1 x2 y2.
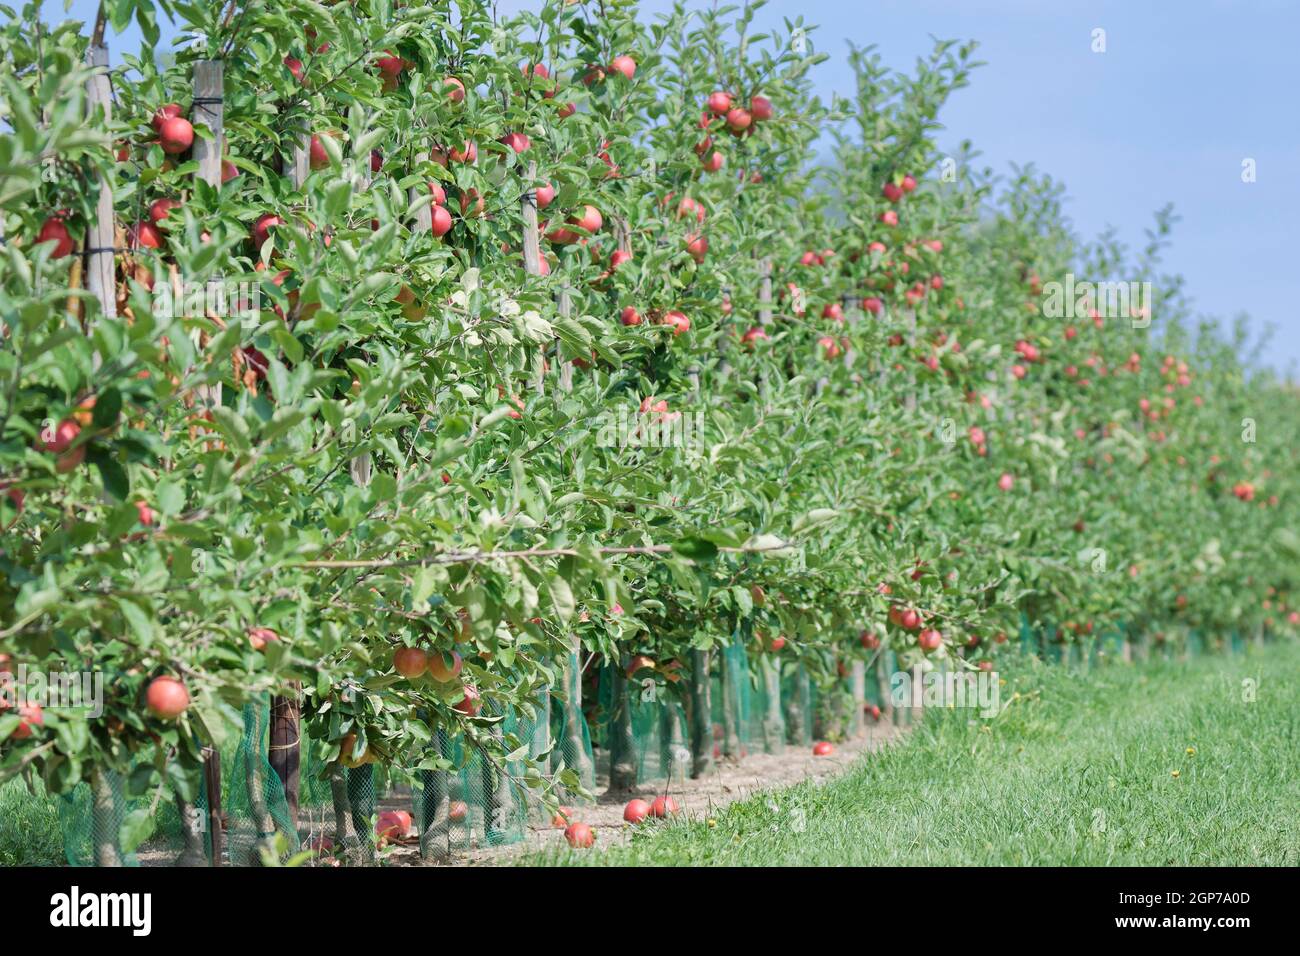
382 717 906 865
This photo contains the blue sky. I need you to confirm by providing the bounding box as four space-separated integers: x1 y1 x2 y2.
44 0 1299 374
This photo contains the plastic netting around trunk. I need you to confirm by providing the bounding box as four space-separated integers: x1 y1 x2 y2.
408 706 535 859
223 697 296 865
595 663 691 789
59 765 210 867
710 637 755 759
549 647 596 799
781 664 815 747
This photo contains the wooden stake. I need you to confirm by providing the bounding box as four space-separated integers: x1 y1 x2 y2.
267 116 309 831
84 45 114 333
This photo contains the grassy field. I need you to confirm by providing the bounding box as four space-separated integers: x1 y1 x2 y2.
530 640 1300 866
0 776 65 866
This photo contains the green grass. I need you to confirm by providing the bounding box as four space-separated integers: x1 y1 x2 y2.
529 640 1300 866
0 776 66 866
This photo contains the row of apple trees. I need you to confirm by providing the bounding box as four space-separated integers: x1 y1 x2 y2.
2 0 1297 840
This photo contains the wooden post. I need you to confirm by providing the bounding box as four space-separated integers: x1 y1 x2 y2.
349 148 373 488
267 117 309 832
182 58 228 864
557 284 573 392
192 61 224 419
904 307 918 412
519 161 549 395
84 45 115 330
757 257 772 399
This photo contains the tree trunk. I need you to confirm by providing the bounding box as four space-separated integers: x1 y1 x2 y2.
607 666 638 793
659 703 690 785
759 655 785 753
202 746 222 865
559 637 595 791
346 765 375 864
785 665 810 745
688 649 713 778
173 795 209 866
329 762 354 847
720 651 742 759
849 660 866 738
418 728 452 862
482 727 516 841
90 767 123 867
268 686 300 830
243 705 278 865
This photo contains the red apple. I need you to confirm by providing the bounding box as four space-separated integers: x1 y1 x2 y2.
10 702 43 740
661 310 690 335
918 628 943 652
750 95 773 121
36 214 75 258
36 418 80 455
500 131 530 153
375 809 412 840
685 233 708 262
535 183 556 210
812 741 834 756
883 181 903 202
148 197 180 225
250 213 283 249
454 685 480 716
725 108 752 132
157 117 194 155
620 306 642 326
701 150 724 172
570 204 603 234
431 205 453 237
308 133 332 170
151 103 183 130
998 472 1015 492
393 646 428 678
564 822 595 847
623 799 652 824
650 795 679 818
146 676 190 719
707 91 732 114
246 627 278 652
443 76 466 102
609 55 636 80
427 649 463 683
128 220 163 250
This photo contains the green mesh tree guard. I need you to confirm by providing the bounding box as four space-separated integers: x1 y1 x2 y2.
782 665 814 746
224 698 296 866
551 640 596 799
60 760 212 867
711 636 755 759
551 658 595 801
409 706 533 861
595 665 690 788
59 766 136 867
